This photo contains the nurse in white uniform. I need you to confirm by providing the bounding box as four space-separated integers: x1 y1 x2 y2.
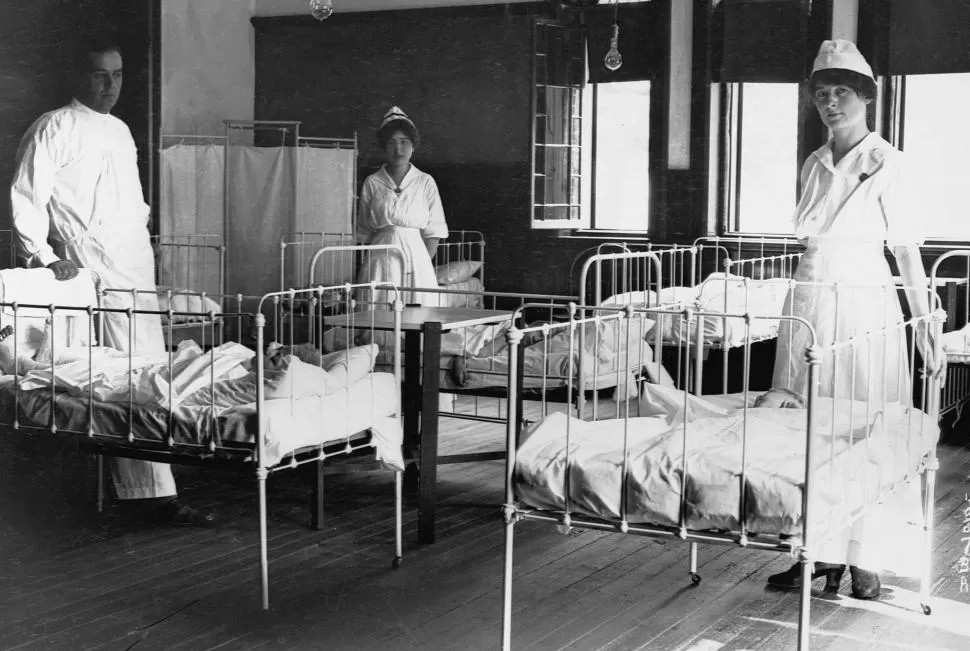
10 36 214 526
356 106 448 307
766 40 943 599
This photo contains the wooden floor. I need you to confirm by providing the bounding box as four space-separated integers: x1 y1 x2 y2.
2 397 970 650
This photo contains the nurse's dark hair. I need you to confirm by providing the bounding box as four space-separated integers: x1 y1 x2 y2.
377 119 420 149
73 35 123 72
807 68 877 101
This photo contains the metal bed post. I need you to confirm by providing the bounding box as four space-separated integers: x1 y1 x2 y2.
254 310 270 610
222 121 231 296
798 341 821 651
393 295 404 568
919 308 946 616
501 327 525 651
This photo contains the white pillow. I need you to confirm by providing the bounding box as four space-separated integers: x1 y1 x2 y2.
158 291 223 324
438 277 484 308
600 289 659 309
263 343 379 399
436 260 483 285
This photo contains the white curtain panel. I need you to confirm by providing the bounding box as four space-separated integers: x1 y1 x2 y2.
160 142 356 297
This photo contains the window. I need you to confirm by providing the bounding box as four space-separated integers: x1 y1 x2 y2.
531 21 585 228
721 82 800 235
531 20 653 233
582 81 652 231
898 73 970 240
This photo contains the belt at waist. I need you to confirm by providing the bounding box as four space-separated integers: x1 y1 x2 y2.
802 237 884 255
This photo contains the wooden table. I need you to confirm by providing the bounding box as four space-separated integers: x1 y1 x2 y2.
344 307 515 543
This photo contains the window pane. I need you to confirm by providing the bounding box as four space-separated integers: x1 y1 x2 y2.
543 87 569 144
543 145 571 207
592 81 651 231
902 73 970 240
736 83 799 234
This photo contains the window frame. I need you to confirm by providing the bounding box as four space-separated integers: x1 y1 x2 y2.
530 19 587 231
716 81 808 238
581 79 656 233
530 16 666 236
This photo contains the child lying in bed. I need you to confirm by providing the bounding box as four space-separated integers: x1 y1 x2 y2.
753 387 806 409
449 317 672 394
0 321 114 375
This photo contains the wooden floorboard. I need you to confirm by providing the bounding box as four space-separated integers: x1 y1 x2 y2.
3 397 970 650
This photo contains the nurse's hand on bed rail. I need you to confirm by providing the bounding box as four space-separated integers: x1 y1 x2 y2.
915 322 946 385
47 259 79 281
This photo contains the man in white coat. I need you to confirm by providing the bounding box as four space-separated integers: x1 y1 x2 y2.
10 36 215 526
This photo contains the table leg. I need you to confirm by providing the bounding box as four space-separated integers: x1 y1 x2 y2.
419 321 442 544
403 331 422 456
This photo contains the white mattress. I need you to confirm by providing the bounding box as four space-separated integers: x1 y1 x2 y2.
513 392 938 537
1 343 403 470
3 372 402 469
257 372 401 467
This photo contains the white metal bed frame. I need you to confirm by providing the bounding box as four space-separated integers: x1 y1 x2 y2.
497 283 944 650
0 281 405 610
930 248 970 422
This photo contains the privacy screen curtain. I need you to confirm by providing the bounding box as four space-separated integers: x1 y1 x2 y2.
159 143 356 296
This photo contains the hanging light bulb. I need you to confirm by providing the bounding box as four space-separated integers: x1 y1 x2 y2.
604 2 623 72
604 23 623 71
309 0 333 21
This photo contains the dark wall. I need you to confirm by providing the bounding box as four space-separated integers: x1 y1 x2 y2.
0 0 158 233
253 3 619 296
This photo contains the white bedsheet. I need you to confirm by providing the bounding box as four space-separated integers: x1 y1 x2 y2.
602 275 791 348
258 372 401 467
514 391 938 536
10 341 403 469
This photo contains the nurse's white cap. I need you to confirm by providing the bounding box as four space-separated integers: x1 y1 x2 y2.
811 39 875 81
380 106 416 130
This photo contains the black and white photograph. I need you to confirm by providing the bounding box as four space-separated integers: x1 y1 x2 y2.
1 1 970 649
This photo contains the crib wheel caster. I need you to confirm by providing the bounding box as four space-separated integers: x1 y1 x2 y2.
921 603 931 616
690 573 702 586
392 556 402 569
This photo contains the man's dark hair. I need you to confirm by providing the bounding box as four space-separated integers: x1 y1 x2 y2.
73 35 123 73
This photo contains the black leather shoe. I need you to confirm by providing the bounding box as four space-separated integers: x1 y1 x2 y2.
118 497 216 528
155 498 218 527
767 562 845 593
849 566 881 599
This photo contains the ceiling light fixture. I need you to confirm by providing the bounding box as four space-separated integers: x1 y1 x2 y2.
309 0 333 21
604 0 623 71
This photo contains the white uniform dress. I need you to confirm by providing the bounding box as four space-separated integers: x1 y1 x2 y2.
11 98 174 500
356 165 448 307
772 132 924 574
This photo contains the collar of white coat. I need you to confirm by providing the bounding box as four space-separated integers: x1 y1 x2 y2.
377 163 421 191
69 97 116 122
812 131 892 176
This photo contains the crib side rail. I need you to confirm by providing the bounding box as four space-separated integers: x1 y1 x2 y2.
435 230 485 279
153 234 226 299
279 231 356 291
578 250 665 308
